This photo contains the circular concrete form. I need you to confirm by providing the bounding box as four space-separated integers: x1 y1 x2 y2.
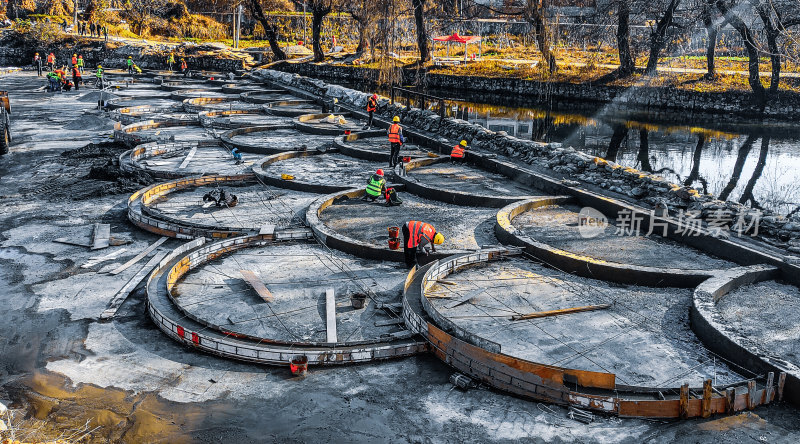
510 202 733 271
109 105 193 124
239 90 297 104
295 113 366 135
115 120 215 146
255 151 387 193
121 141 261 178
264 100 320 117
199 109 291 129
106 96 181 110
170 89 235 102
222 125 334 154
172 241 412 345
334 133 429 162
160 80 209 91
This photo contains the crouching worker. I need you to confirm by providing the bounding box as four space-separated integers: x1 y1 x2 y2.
363 169 386 202
451 140 467 162
231 147 243 164
401 220 444 268
384 187 402 206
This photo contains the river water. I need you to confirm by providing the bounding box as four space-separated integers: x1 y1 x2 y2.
385 88 800 216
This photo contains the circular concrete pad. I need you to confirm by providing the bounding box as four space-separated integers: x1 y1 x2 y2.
228 127 334 152
263 153 386 188
137 146 261 176
407 162 543 197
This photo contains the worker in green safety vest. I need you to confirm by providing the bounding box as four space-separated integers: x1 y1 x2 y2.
95 65 104 88
363 168 386 202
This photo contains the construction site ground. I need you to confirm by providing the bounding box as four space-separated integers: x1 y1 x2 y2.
0 70 799 442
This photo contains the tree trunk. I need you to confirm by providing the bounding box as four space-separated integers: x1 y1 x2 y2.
637 129 652 172
684 134 705 186
756 4 781 94
247 0 287 61
311 9 327 62
645 0 681 75
716 0 765 106
702 1 718 79
354 17 368 53
616 0 635 76
718 134 756 201
412 0 430 63
739 136 770 206
525 0 556 73
605 125 628 162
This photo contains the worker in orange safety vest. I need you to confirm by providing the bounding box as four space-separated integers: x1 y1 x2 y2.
364 93 378 129
387 115 404 169
401 220 444 268
451 139 468 162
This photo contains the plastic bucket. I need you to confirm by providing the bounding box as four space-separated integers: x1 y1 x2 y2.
388 226 400 238
344 130 351 135
289 355 308 376
388 238 400 250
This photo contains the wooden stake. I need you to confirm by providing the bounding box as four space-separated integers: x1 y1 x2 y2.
679 383 689 419
510 304 611 321
702 379 712 418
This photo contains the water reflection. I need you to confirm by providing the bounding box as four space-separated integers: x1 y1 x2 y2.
444 102 798 215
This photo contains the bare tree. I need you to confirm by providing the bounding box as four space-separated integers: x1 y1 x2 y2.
342 0 383 54
290 0 339 62
644 0 682 74
701 0 720 79
715 0 766 104
412 0 431 63
616 0 636 76
523 0 556 73
247 0 287 60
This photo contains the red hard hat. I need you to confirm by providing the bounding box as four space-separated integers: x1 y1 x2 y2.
376 169 384 176
372 94 377 99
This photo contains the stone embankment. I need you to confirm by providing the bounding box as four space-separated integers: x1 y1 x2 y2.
252 68 800 254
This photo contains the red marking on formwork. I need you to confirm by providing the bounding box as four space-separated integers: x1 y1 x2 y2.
176 325 184 338
191 332 200 345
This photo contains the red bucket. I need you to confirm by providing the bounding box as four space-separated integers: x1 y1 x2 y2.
388 239 401 250
290 355 308 376
344 130 351 135
388 226 400 238
403 156 411 163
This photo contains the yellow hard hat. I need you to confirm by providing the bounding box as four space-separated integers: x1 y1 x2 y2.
73 53 77 56
393 116 400 123
98 65 102 68
460 140 467 147
433 233 444 245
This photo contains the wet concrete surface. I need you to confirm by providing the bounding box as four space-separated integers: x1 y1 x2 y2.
131 124 216 143
340 135 427 157
716 281 800 367
197 100 262 111
263 153 385 187
408 161 545 197
138 145 260 175
228 128 333 151
427 258 742 386
149 183 317 229
206 113 290 127
174 242 407 342
1 70 799 442
513 203 735 269
318 193 499 250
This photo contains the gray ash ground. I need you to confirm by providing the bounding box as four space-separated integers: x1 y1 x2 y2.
408 161 545 197
340 136 428 158
228 127 333 151
426 258 743 386
513 203 734 269
174 242 408 343
263 152 384 186
1 70 799 443
148 183 318 229
318 193 499 250
716 280 800 366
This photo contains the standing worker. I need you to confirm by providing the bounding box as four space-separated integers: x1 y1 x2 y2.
363 169 386 202
364 93 377 129
167 52 175 71
71 64 82 91
450 140 467 163
71 53 78 69
33 52 42 76
95 64 104 89
103 26 108 43
126 55 134 74
77 55 84 74
46 52 55 71
387 116 404 169
401 220 444 268
180 58 188 77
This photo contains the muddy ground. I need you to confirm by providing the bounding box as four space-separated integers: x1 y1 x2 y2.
1 70 799 443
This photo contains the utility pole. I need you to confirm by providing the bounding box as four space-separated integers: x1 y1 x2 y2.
73 0 78 31
236 4 243 49
303 1 307 44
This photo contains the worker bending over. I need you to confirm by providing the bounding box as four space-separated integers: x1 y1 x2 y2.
388 116 404 169
451 140 467 162
127 56 134 74
402 220 444 268
364 169 386 202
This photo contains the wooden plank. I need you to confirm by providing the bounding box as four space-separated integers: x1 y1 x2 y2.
91 223 111 250
240 270 273 302
326 288 337 343
511 304 611 321
679 384 689 419
764 372 774 404
726 388 735 413
258 224 276 235
747 380 757 409
109 237 168 275
778 372 787 401
100 250 169 320
177 146 197 169
82 248 128 269
374 318 405 327
701 379 712 418
446 293 475 309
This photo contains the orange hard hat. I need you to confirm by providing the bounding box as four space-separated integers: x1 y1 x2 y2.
376 169 384 176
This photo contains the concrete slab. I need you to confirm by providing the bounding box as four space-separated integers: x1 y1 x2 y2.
148 183 318 229
716 281 800 368
318 193 498 250
339 135 427 158
408 162 544 197
426 257 743 386
131 125 215 143
138 145 259 175
263 153 385 187
512 203 735 270
228 127 333 151
173 242 408 343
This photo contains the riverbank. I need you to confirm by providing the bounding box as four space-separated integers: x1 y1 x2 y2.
273 62 800 121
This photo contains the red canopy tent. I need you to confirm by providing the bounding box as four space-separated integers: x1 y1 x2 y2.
433 32 482 62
